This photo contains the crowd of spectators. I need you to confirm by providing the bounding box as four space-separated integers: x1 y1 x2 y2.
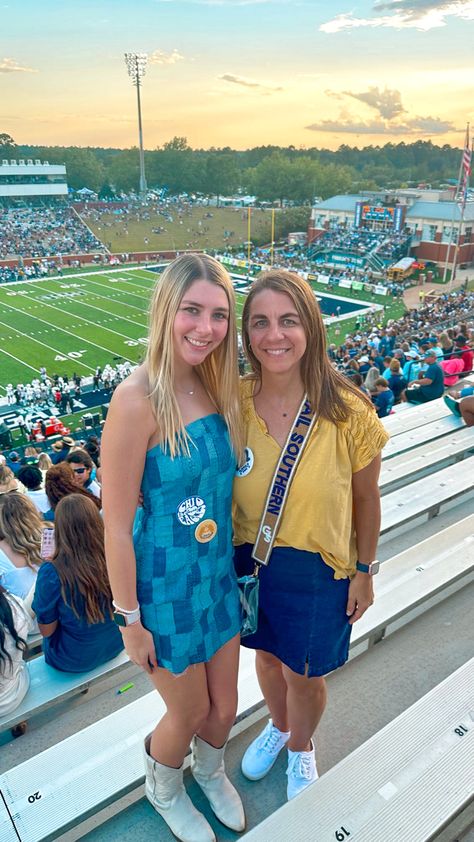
329 289 474 416
0 205 105 260
0 271 472 717
311 227 411 265
0 428 127 715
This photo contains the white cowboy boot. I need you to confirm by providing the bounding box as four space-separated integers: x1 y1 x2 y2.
191 735 246 832
144 735 215 842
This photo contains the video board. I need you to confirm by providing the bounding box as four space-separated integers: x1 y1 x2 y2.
354 202 405 232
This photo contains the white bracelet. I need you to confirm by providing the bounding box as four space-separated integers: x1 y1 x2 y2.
112 600 140 614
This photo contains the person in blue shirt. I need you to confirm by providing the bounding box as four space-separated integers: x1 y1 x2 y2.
372 378 394 418
32 494 123 673
405 350 444 404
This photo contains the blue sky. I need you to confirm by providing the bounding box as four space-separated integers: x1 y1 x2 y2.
1 0 473 150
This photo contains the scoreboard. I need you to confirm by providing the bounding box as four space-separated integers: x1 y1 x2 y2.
355 202 405 232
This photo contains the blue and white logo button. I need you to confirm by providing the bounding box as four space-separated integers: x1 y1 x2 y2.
236 447 254 478
176 496 206 526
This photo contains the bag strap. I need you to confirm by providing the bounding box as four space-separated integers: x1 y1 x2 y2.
252 395 317 567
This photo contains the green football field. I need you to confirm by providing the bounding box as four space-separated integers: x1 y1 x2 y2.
0 267 246 392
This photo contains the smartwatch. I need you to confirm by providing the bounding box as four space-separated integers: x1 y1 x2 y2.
356 560 380 575
113 606 141 627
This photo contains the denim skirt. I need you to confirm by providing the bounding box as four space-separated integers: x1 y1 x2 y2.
234 543 352 677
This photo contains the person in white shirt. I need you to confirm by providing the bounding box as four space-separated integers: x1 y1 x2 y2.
17 465 50 514
0 586 34 716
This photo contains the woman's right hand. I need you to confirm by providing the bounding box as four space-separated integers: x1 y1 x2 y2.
120 622 158 674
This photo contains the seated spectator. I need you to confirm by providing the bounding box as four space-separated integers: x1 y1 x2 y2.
32 495 124 672
386 359 407 403
38 451 53 478
364 365 383 396
44 463 101 522
6 452 21 476
350 372 370 396
460 395 474 427
0 466 22 495
381 356 394 379
454 335 474 377
440 353 465 386
66 450 101 499
50 437 75 465
439 331 454 359
405 349 445 404
0 586 34 716
17 465 50 514
357 355 371 377
372 377 394 418
0 493 43 599
402 350 422 385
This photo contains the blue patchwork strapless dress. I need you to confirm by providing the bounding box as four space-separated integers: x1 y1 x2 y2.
133 414 240 674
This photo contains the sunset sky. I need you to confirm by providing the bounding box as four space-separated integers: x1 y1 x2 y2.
2 0 473 151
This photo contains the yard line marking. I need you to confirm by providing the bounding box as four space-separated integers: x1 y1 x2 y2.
1 286 147 341
0 347 41 375
6 277 148 314
0 316 94 372
0 300 129 360
6 282 148 330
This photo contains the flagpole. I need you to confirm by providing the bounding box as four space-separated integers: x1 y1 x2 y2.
247 207 252 268
443 123 470 285
448 123 471 290
270 208 275 265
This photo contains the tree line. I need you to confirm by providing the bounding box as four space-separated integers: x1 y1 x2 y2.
0 133 462 204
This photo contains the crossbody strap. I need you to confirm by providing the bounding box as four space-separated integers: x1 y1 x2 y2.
252 395 317 567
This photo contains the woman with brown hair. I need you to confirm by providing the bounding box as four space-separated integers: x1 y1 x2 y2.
32 494 123 672
44 462 101 521
233 269 388 801
0 492 43 599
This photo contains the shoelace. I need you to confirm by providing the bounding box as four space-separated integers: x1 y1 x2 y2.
259 728 284 755
290 753 314 780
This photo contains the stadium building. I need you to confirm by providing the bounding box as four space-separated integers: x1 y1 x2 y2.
309 190 474 268
0 158 68 201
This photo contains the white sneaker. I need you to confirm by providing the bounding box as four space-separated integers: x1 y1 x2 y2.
241 719 291 781
286 740 318 800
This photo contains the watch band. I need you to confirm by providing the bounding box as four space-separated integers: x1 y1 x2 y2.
113 606 141 627
356 560 380 575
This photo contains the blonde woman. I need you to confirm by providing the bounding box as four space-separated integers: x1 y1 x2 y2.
101 254 245 842
0 492 43 599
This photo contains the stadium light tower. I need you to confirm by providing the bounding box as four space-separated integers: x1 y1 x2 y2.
124 52 148 200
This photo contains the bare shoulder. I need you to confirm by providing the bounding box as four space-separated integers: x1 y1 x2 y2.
107 365 155 437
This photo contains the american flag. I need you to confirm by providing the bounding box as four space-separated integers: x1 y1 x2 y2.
460 124 471 208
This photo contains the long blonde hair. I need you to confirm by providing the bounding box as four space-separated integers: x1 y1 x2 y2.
242 269 373 423
0 492 43 569
146 254 243 460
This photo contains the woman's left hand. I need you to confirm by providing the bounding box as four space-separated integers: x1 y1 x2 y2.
346 572 374 625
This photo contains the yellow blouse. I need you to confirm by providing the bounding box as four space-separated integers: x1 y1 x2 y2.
233 378 389 579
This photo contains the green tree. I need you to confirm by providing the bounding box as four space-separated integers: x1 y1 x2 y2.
250 153 293 205
203 154 239 204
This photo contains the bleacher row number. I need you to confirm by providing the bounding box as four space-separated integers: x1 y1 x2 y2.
454 724 469 737
27 791 41 804
335 828 351 840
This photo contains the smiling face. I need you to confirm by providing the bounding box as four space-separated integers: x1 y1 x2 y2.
173 278 230 368
248 289 307 377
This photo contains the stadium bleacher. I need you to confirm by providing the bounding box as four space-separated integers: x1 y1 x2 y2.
1 394 473 842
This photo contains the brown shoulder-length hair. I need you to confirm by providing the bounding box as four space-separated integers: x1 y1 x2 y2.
45 463 101 511
52 494 112 624
241 269 372 423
